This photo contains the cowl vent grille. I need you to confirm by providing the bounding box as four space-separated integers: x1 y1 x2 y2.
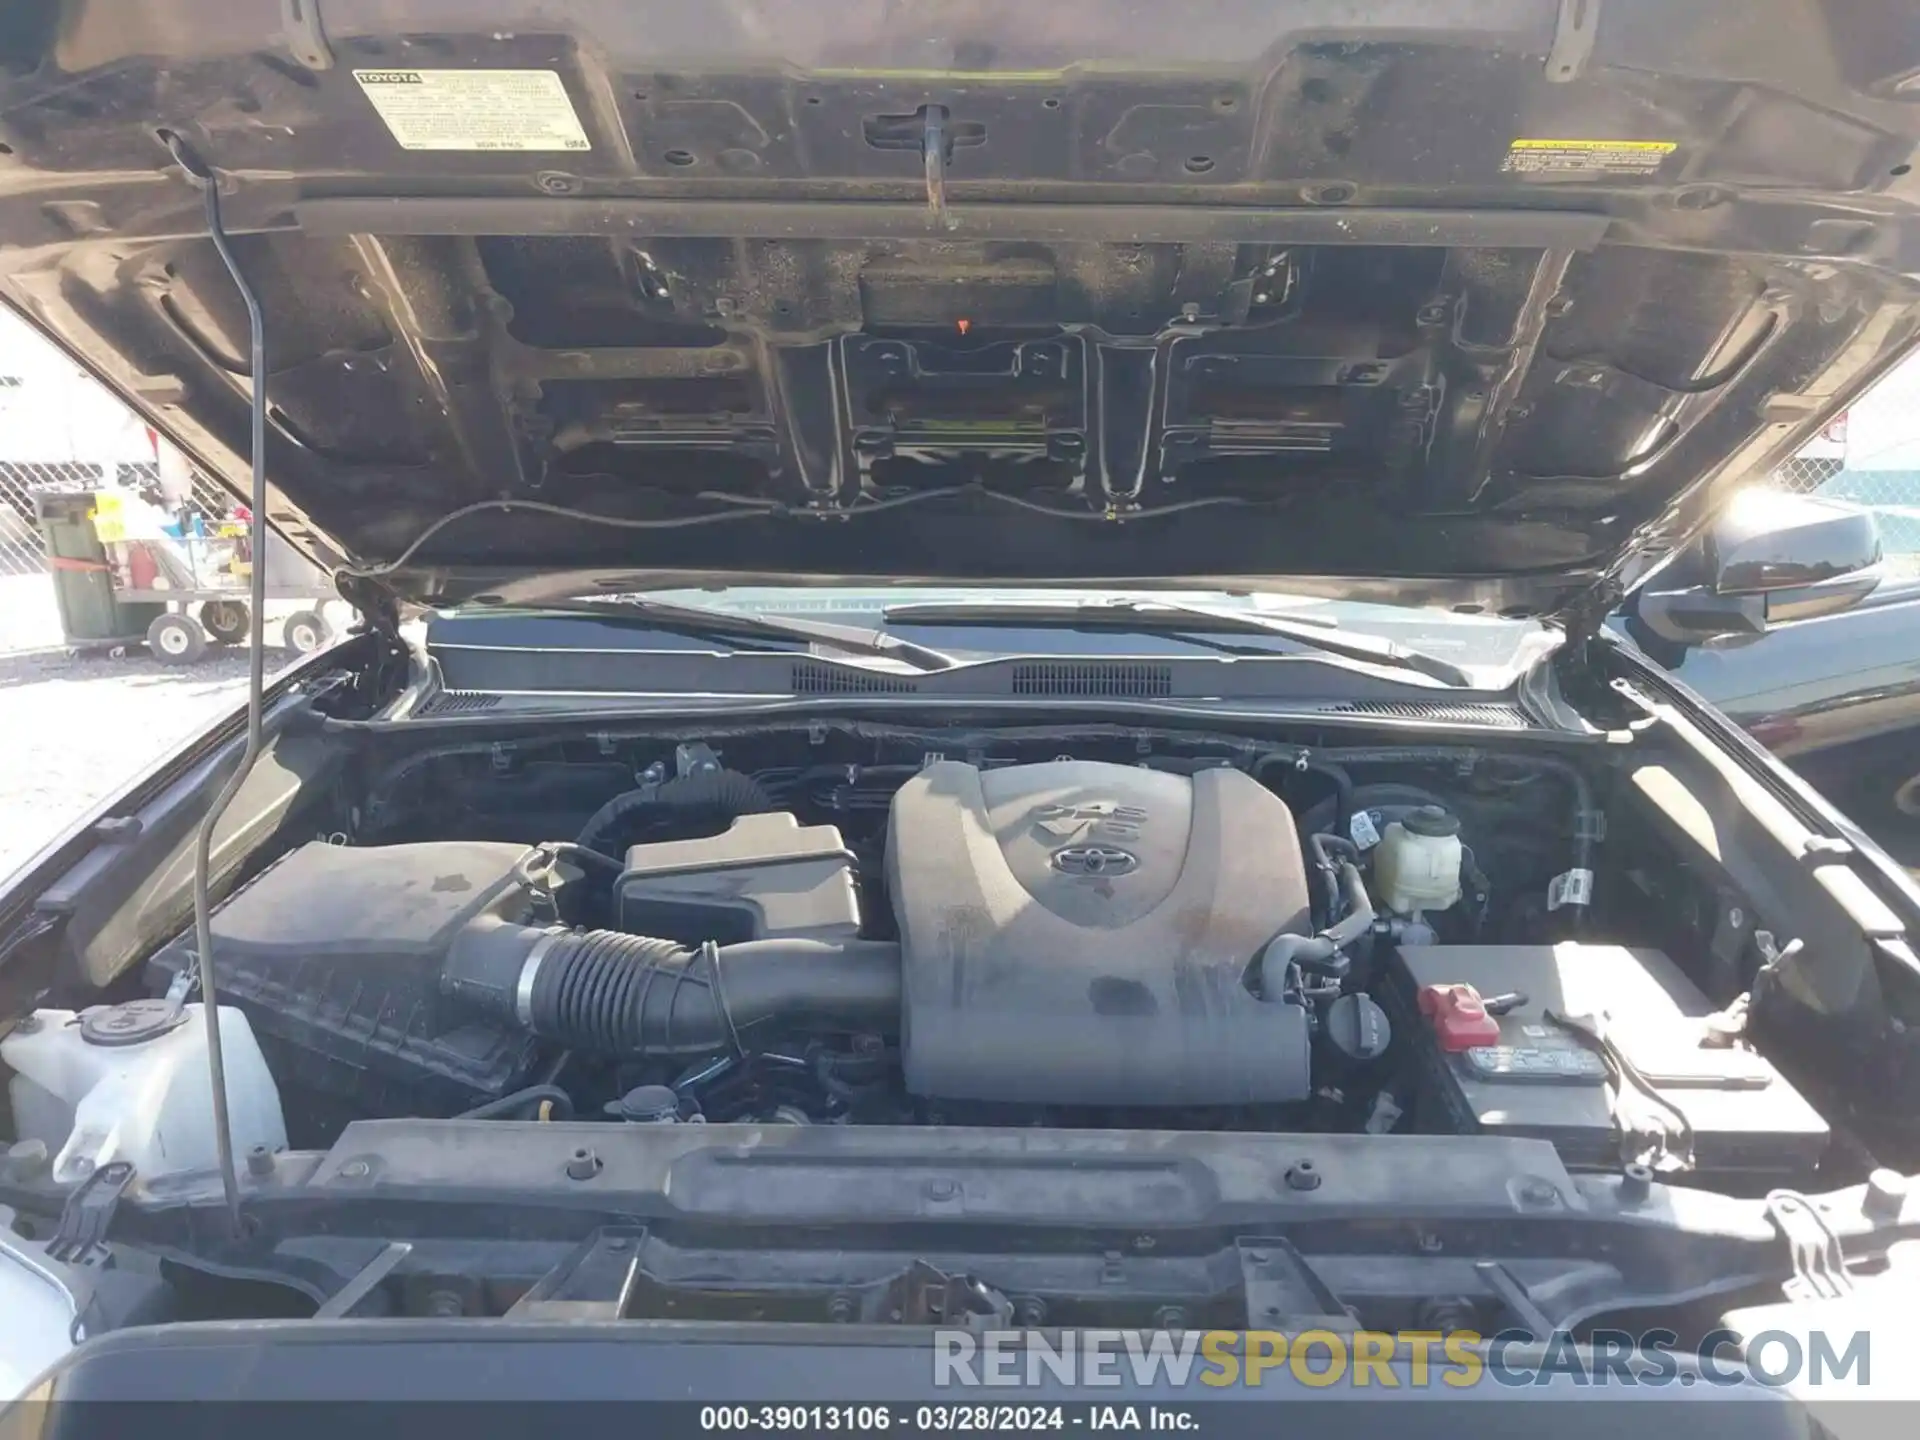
418 690 502 715
1011 662 1172 697
1327 700 1528 729
790 662 919 695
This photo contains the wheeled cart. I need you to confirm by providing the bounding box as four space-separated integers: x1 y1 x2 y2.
36 490 339 664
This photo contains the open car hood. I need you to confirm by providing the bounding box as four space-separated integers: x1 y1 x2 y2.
3 1 1920 625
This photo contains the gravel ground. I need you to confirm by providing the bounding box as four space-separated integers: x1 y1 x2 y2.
0 574 315 879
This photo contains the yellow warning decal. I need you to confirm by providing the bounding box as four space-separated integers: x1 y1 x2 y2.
1503 138 1677 176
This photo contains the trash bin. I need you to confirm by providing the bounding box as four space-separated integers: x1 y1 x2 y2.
34 491 164 645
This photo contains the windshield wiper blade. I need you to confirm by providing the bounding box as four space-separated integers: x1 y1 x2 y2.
882 598 1474 686
528 597 958 672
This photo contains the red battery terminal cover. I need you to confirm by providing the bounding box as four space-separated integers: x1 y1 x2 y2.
1417 982 1503 1052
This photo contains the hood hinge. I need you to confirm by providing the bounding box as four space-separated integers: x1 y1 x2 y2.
1558 578 1625 647
335 570 403 642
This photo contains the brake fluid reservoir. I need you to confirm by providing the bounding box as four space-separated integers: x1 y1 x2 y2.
1373 806 1463 916
1 1001 285 1185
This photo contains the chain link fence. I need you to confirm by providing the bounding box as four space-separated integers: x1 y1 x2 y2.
0 461 235 578
0 461 102 575
1770 456 1846 495
1770 454 1920 571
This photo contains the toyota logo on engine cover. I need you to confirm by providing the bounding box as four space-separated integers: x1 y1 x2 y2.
1050 844 1139 876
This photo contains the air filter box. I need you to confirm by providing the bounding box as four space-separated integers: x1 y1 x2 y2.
1387 943 1828 1178
147 841 547 1117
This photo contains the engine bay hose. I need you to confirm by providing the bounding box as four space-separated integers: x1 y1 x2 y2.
575 768 773 855
1258 858 1376 995
1305 832 1360 923
1321 861 1377 949
441 915 902 1055
455 1084 576 1121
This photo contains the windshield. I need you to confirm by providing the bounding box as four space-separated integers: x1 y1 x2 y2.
458 587 1557 691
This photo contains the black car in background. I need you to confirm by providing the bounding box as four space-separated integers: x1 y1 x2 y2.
1617 494 1920 865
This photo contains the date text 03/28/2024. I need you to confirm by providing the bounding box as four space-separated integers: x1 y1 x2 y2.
699 1406 1189 1432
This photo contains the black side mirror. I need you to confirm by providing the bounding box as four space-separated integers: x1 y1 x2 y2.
1635 491 1882 645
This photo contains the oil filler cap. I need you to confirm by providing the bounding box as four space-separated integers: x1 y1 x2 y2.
80 999 190 1047
1324 993 1392 1063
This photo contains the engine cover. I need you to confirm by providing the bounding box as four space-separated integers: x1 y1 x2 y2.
885 760 1314 1106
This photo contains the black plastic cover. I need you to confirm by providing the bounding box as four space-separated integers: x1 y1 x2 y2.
147 842 546 1117
886 760 1313 1106
615 812 860 945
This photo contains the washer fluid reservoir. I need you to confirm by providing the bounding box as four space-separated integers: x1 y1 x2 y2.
2 1001 286 1186
1372 806 1463 917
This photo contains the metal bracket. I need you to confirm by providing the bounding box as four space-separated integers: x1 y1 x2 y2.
281 0 335 72
675 742 722 778
1473 1259 1554 1337
634 759 667 798
314 1241 414 1319
1235 1238 1355 1330
1751 931 1806 1011
1766 1190 1853 1302
1573 808 1608 843
46 1162 135 1266
922 105 954 229
506 1229 643 1320
1545 0 1601 83
155 967 197 1028
866 1260 1014 1330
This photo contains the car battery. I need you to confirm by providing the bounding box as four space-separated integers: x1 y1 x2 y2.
1385 943 1828 1177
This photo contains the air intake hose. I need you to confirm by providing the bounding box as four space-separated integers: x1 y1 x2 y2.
575 769 773 856
442 914 901 1055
